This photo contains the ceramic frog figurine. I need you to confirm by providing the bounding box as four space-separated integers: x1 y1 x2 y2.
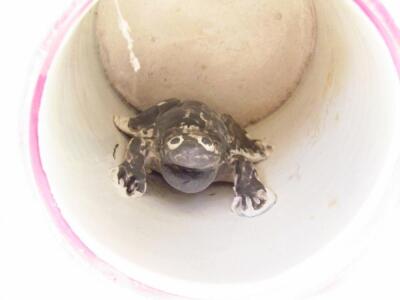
114 99 276 217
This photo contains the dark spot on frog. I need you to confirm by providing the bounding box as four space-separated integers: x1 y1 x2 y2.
201 64 207 70
202 137 212 145
151 36 156 43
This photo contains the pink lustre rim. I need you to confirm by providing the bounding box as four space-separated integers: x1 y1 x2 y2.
28 0 173 298
355 0 400 76
28 0 400 298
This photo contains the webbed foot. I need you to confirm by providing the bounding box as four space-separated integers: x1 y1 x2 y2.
232 157 276 217
231 187 276 217
117 161 147 197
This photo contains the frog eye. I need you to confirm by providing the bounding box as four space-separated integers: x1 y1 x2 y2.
167 136 184 150
198 136 216 152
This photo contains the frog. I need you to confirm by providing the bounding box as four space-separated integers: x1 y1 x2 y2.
114 99 276 217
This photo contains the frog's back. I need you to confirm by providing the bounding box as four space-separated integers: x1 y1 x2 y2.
156 100 228 140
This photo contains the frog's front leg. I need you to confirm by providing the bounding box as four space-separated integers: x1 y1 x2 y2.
117 136 151 196
231 157 276 217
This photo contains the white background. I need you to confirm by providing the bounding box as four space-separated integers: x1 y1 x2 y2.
0 1 399 299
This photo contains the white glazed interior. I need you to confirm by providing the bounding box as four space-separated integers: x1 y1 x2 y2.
38 1 400 299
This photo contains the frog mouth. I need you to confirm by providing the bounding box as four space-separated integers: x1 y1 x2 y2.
165 164 210 175
160 164 218 194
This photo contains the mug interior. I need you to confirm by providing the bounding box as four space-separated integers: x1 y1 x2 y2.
36 0 400 298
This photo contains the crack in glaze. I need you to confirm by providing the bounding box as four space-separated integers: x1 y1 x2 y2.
114 0 141 72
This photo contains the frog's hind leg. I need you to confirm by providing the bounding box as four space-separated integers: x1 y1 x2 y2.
222 114 272 163
114 116 154 138
114 98 182 138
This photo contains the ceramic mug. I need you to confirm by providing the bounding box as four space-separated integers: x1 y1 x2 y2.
26 0 400 299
